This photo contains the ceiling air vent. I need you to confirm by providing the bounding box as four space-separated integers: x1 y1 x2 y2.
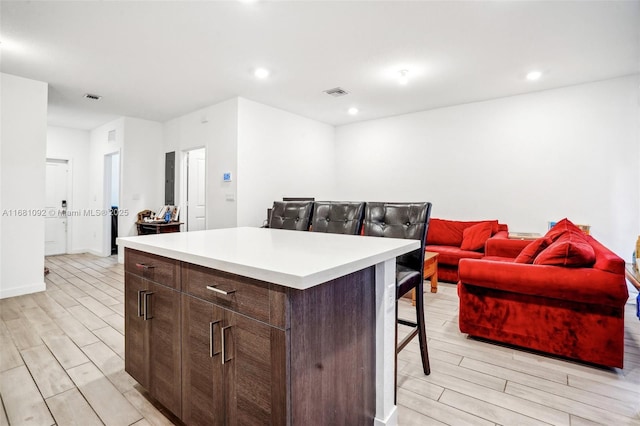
323 87 349 97
83 93 102 100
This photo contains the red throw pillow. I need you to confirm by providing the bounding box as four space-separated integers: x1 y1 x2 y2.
460 222 493 251
544 218 584 241
514 237 553 264
533 231 596 267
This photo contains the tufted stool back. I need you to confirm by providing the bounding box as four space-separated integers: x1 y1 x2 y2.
268 201 313 231
363 202 432 273
310 202 365 235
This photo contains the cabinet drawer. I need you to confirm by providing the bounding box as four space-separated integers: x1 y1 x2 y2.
182 263 272 324
125 249 180 290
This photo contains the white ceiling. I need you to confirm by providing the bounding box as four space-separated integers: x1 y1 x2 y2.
1 1 639 130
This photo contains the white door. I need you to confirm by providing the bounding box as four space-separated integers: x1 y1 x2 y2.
45 159 68 255
187 148 206 231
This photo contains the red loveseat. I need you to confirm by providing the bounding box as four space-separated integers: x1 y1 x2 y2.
458 219 629 368
425 218 509 283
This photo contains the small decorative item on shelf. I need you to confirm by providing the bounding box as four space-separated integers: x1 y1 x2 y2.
576 224 591 235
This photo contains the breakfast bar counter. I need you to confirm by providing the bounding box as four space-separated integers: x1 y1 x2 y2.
117 227 418 426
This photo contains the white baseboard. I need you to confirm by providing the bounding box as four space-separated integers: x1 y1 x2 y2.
0 282 46 299
374 406 398 426
67 248 89 254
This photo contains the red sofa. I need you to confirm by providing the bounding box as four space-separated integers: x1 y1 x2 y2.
425 218 509 283
458 219 629 368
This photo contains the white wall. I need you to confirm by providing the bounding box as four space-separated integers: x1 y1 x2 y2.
120 117 164 245
164 98 239 230
236 98 336 227
88 118 124 256
0 73 48 298
335 76 640 260
46 126 92 253
88 117 163 259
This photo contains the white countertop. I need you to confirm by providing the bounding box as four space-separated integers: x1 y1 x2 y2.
116 227 419 290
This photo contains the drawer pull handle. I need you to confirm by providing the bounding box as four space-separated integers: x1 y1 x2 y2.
137 290 147 317
206 285 236 296
221 325 233 365
209 320 221 357
135 263 156 270
143 292 154 320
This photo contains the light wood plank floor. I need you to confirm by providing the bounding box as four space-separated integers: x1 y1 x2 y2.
0 253 638 425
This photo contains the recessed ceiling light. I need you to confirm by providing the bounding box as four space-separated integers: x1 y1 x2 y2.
398 70 409 85
254 68 270 79
526 70 543 81
348 107 359 115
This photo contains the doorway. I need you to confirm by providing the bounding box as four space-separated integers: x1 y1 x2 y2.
45 159 69 256
184 148 206 231
104 152 120 256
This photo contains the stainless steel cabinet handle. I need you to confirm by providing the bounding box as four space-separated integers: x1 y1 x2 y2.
135 263 155 270
209 320 221 357
143 292 154 320
221 325 233 365
137 290 146 317
206 285 236 296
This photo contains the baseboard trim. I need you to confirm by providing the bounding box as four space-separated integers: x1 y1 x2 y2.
374 406 398 426
0 282 46 299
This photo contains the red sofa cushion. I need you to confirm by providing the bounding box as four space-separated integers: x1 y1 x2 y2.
460 222 493 251
545 218 584 241
534 231 596 267
514 237 553 264
458 259 628 307
588 235 625 275
427 219 499 246
425 245 484 266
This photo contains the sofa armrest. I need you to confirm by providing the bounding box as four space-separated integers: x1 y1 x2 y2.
458 258 629 307
485 236 530 258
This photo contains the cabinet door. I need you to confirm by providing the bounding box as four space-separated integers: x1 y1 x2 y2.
146 281 182 417
181 294 225 426
223 311 287 425
124 273 149 388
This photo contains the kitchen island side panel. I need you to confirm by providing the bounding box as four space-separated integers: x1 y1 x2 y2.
289 266 376 425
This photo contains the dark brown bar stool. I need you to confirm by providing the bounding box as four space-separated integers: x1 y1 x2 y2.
362 202 432 376
310 201 365 235
268 201 313 231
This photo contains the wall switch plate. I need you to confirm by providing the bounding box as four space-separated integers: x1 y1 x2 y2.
225 193 235 201
223 172 232 182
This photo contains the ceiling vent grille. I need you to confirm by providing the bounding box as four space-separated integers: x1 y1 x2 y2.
84 93 102 100
323 87 349 97
108 129 116 143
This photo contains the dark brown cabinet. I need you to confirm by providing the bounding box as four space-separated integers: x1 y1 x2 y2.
125 248 376 425
181 293 287 425
181 294 225 425
124 251 181 417
124 273 149 388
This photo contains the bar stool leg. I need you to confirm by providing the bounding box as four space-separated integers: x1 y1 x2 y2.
415 280 430 375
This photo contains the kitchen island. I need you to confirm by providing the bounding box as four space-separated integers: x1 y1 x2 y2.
117 227 418 426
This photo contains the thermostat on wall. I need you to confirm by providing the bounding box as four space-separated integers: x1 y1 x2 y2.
223 172 232 182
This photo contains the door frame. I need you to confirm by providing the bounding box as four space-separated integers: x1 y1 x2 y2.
180 147 206 232
45 157 73 255
103 150 121 257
